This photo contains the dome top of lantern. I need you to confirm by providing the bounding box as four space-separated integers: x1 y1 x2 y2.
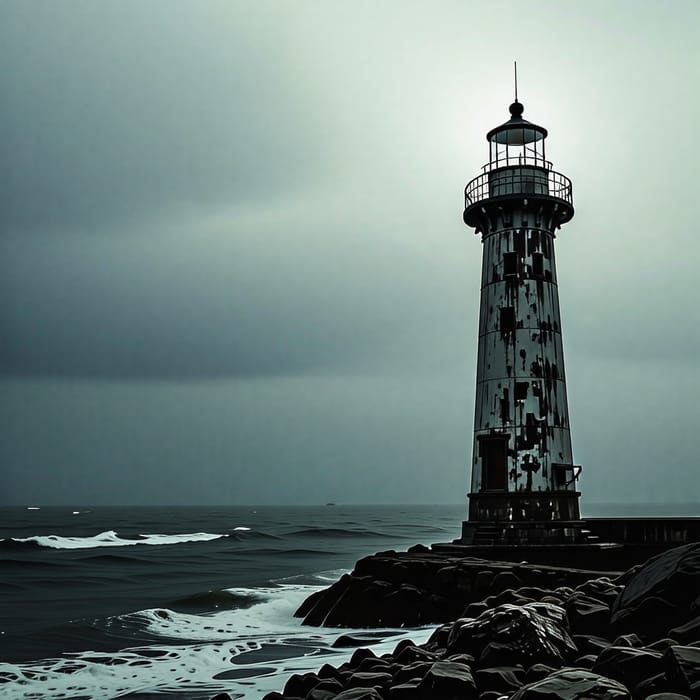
486 101 547 145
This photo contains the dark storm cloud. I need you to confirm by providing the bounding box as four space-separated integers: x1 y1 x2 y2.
0 1 322 234
0 214 471 379
2 0 699 506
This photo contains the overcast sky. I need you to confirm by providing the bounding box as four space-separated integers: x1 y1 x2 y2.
1 0 699 507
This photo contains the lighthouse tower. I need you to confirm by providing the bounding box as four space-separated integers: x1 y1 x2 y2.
461 97 582 544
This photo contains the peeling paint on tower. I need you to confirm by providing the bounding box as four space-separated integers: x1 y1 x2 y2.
462 99 582 532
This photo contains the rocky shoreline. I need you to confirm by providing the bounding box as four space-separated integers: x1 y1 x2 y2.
214 542 700 699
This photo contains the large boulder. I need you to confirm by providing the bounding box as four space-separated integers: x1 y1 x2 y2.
416 660 477 700
510 668 630 699
473 666 525 694
611 543 700 639
565 592 611 637
591 645 664 691
444 603 577 668
664 646 700 698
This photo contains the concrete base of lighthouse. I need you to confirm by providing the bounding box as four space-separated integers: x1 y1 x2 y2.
461 491 585 545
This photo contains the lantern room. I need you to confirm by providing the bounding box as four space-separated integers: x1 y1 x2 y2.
486 100 548 170
463 100 573 229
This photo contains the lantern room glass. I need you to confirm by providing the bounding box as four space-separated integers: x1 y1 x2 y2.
487 125 548 171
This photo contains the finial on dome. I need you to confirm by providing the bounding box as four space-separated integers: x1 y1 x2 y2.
509 101 524 118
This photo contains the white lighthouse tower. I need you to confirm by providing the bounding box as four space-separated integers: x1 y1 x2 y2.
461 95 583 544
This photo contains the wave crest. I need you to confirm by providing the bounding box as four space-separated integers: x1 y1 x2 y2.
1 530 226 551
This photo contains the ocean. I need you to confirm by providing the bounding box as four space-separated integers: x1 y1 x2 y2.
0 502 696 700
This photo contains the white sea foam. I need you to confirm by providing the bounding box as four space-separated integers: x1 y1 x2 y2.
8 529 226 549
233 526 251 531
0 584 434 700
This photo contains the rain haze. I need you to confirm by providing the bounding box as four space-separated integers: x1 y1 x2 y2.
1 0 698 506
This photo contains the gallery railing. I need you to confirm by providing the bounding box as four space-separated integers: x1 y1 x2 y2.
464 167 573 210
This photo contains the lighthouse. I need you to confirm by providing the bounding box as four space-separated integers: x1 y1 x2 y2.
461 96 583 545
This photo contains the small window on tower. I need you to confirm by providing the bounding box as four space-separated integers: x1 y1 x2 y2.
500 307 516 332
532 252 544 277
503 252 518 277
515 382 529 401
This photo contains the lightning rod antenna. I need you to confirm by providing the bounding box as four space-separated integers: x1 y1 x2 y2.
514 61 518 103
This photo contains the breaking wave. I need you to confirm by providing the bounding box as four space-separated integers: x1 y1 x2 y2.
1 530 226 550
0 583 433 700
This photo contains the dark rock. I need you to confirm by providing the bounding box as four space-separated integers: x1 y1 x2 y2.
391 661 433 685
391 639 416 656
407 544 430 554
644 694 692 699
664 645 700 697
524 663 556 684
515 586 548 601
611 633 644 648
261 694 284 700
357 657 390 673
417 660 477 700
388 681 422 700
382 584 426 626
305 689 340 700
478 693 504 700
651 639 685 652
444 653 476 666
670 616 700 645
313 679 344 694
394 645 437 666
324 578 395 627
334 689 383 700
428 592 460 620
565 592 611 637
492 570 522 590
316 664 340 680
615 563 642 586
436 565 457 586
318 664 342 681
464 601 489 618
592 645 664 690
475 570 494 594
333 635 379 648
614 596 681 639
349 648 377 668
346 671 393 690
445 604 577 669
541 594 567 605
211 694 234 700
573 654 597 669
284 673 320 698
424 622 450 652
553 586 575 599
295 587 328 618
297 575 351 624
510 668 630 699
524 601 569 627
611 543 700 639
474 666 524 694
572 634 611 656
634 673 671 698
573 576 622 605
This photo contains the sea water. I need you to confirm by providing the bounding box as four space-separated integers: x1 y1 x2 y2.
0 503 695 699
